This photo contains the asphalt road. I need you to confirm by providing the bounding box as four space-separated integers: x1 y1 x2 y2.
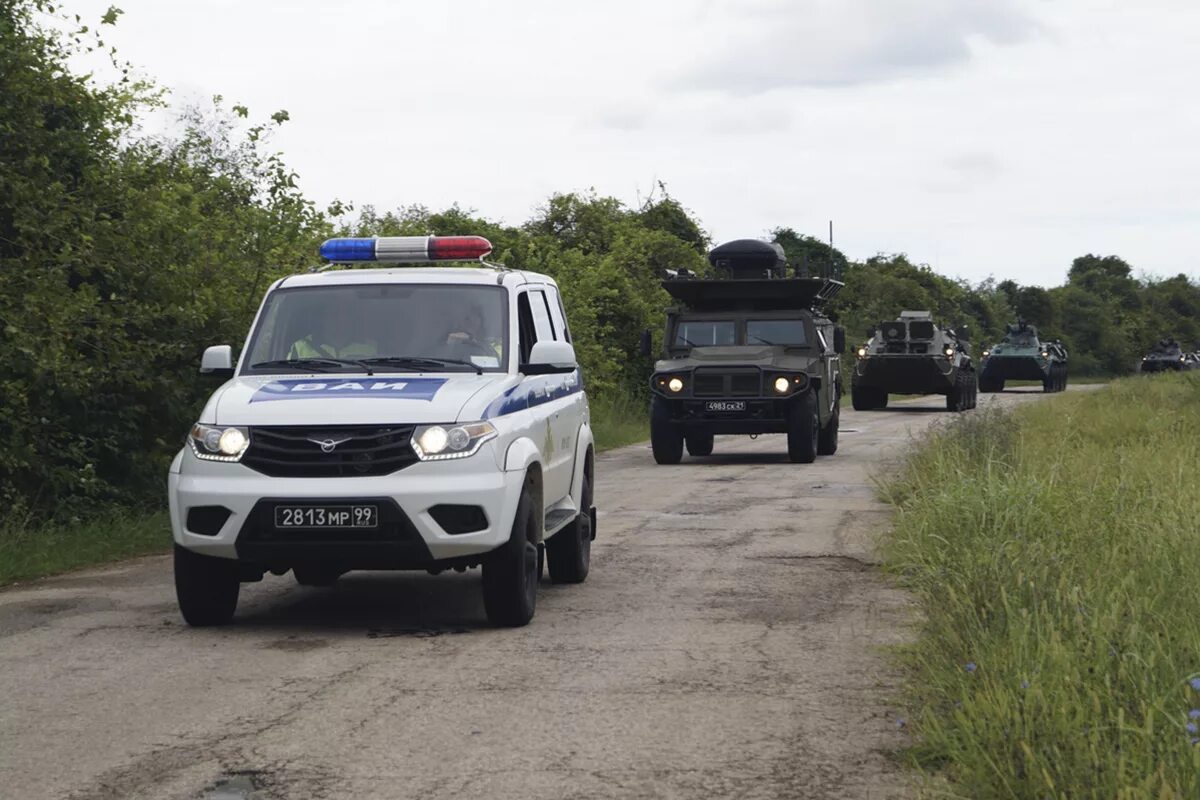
0 388 1077 800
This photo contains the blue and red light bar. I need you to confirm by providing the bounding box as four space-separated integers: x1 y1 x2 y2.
319 235 493 263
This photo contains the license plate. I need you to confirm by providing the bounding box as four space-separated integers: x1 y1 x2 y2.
274 504 378 529
705 400 746 412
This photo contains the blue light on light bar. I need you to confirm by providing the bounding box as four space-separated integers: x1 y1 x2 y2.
319 238 377 262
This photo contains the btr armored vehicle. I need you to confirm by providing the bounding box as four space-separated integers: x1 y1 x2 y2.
979 321 1068 392
647 239 845 464
1139 338 1198 372
851 311 976 411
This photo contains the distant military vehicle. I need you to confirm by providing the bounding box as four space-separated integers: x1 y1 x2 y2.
979 321 1069 392
646 239 845 464
1139 338 1198 372
851 311 977 411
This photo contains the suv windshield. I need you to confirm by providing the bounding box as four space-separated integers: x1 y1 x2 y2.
243 284 508 373
746 320 807 346
674 320 736 347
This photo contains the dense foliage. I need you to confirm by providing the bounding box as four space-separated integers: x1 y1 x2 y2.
2 0 1199 516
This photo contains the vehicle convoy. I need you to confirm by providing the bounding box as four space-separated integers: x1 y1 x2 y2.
979 321 1069 392
646 239 845 464
169 235 595 628
851 311 977 411
1139 338 1199 372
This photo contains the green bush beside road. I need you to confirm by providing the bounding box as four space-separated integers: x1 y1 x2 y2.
884 376 1200 798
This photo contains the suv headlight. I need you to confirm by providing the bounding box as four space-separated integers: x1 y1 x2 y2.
412 421 497 461
189 424 250 462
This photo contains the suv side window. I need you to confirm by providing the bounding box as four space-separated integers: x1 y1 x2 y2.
517 292 537 363
545 286 570 342
528 289 555 343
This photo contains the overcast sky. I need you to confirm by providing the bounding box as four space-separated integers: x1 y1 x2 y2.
66 0 1200 287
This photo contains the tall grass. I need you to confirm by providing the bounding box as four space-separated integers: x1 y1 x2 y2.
884 375 1200 798
590 392 649 451
0 511 169 587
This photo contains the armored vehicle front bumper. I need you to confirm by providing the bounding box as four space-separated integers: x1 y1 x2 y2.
981 355 1051 382
1140 358 1185 373
853 355 957 394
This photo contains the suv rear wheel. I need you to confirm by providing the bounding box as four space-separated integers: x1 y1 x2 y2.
685 433 714 457
547 472 592 584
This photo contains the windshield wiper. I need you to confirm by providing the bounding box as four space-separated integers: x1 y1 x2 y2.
748 334 776 345
361 356 483 375
250 357 374 375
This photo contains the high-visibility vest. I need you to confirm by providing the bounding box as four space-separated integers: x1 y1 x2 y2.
287 337 377 360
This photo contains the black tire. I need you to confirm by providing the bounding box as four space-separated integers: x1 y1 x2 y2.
851 386 872 411
877 390 888 409
817 396 839 456
1061 368 1068 390
980 376 999 393
546 472 592 584
650 397 683 465
787 391 819 463
685 433 714 457
946 374 963 412
293 565 341 587
482 484 539 627
174 544 239 627
966 373 978 409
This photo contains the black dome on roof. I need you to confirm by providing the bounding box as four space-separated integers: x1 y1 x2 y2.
707 239 786 278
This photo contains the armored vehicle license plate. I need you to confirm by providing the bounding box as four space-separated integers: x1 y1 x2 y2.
275 504 378 529
705 400 746 412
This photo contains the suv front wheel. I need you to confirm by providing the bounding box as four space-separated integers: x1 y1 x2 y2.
175 545 240 627
787 391 819 463
482 484 539 627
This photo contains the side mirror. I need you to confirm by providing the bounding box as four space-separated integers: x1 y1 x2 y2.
639 329 652 358
523 341 577 375
865 327 875 340
833 327 846 355
200 345 234 377
959 325 971 341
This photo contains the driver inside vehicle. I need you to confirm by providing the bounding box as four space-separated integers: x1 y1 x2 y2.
288 296 378 360
443 303 496 357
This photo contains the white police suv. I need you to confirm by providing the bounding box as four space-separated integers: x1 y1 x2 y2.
168 235 595 627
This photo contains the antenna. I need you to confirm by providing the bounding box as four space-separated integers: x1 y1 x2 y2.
828 220 834 280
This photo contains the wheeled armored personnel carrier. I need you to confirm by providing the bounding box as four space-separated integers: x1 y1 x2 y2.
851 311 976 411
979 321 1068 392
1139 338 1198 372
646 239 845 464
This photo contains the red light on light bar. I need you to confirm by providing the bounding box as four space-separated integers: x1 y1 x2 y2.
427 236 492 260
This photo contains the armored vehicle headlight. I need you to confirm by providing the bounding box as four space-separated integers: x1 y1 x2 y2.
982 349 990 357
668 377 684 393
189 424 251 462
1041 350 1049 358
856 347 867 358
412 422 496 461
773 376 791 394
944 347 955 357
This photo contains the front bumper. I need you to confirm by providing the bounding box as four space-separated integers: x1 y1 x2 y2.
854 355 956 394
168 442 522 567
653 396 799 434
981 356 1050 381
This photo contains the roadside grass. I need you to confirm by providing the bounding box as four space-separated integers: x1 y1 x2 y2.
0 510 169 588
882 374 1200 798
591 392 649 451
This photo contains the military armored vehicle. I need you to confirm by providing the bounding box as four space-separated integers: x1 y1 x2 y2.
1139 338 1197 372
979 321 1069 392
646 239 845 464
851 311 977 411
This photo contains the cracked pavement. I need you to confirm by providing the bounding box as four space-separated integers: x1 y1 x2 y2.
0 388 1077 799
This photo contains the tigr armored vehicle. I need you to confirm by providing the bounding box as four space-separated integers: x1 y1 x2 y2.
1139 338 1199 372
979 321 1069 392
851 311 977 411
647 239 845 464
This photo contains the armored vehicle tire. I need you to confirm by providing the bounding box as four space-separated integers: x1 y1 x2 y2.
174 545 239 627
947 371 974 412
817 399 839 456
650 397 684 465
546 472 592 584
686 433 714 457
293 566 341 587
979 376 1003 393
482 485 538 627
787 391 819 464
851 386 887 411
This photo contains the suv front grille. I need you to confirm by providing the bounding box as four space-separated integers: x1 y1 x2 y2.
243 425 418 478
692 369 761 397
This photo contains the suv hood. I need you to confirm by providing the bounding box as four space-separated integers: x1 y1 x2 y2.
656 346 817 370
207 374 513 426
